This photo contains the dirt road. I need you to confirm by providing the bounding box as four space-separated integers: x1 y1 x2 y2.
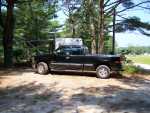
0 69 150 113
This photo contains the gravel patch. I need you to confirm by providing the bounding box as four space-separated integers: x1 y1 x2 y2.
0 69 150 113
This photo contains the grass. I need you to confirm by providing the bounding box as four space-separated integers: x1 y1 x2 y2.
127 55 150 65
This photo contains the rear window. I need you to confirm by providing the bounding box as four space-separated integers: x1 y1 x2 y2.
71 48 84 55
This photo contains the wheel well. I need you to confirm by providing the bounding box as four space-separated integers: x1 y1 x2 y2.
36 61 49 69
95 63 111 70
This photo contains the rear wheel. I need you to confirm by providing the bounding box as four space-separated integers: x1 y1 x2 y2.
96 65 110 79
37 62 49 75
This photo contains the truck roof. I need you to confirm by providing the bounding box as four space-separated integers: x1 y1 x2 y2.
55 38 83 49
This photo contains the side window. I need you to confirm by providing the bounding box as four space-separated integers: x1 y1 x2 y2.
71 48 84 55
55 48 61 55
55 46 88 55
55 47 72 55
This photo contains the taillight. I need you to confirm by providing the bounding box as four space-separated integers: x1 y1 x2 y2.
115 60 121 64
115 56 124 64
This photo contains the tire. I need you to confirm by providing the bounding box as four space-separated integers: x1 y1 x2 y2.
37 62 49 75
96 65 111 79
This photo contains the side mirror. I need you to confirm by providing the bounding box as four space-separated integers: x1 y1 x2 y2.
54 50 60 55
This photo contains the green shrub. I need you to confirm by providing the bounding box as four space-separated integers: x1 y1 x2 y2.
122 55 150 75
13 49 24 63
123 64 141 74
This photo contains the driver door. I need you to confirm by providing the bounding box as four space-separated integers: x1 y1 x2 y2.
50 47 70 70
50 47 83 71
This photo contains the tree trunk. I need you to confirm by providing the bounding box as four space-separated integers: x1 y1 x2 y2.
0 0 4 28
91 23 96 54
71 15 75 38
88 0 96 54
112 9 116 54
98 0 104 54
72 24 75 38
3 0 14 67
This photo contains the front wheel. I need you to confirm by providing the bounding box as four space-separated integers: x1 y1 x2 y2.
96 65 110 79
37 62 49 75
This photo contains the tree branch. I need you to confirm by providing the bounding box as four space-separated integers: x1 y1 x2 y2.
117 14 128 20
104 0 111 7
138 28 150 36
138 5 150 10
15 0 33 4
117 1 150 14
105 0 124 16
105 0 128 8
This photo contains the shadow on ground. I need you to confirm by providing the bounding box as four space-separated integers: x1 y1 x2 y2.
1 81 150 113
0 68 150 112
70 85 150 113
0 82 64 113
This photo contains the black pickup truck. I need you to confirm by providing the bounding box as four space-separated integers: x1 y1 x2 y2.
32 45 122 79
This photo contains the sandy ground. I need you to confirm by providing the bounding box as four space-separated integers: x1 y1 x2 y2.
0 69 150 113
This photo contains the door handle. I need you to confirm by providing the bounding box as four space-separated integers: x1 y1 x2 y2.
65 56 70 59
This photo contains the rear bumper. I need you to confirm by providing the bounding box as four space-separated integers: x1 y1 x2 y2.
111 65 123 72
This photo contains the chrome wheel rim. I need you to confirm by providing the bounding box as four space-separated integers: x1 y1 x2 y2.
98 68 108 77
38 65 44 73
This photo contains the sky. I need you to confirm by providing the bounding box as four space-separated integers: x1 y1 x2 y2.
115 0 150 47
56 0 150 47
115 6 150 47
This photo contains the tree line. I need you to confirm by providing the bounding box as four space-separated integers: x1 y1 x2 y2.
0 0 150 67
61 0 150 54
117 46 150 55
